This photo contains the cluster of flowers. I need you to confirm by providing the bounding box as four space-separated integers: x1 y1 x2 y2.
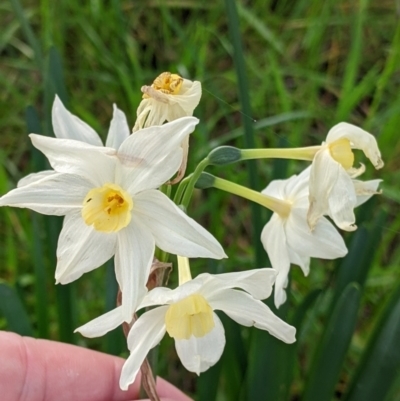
0 72 383 391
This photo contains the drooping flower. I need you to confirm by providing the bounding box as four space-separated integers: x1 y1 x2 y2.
308 122 384 231
133 72 202 132
0 116 226 321
261 168 348 308
76 268 296 390
133 72 202 183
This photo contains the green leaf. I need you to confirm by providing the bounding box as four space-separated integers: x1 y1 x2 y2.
302 283 361 401
334 208 387 305
0 283 33 336
344 281 400 401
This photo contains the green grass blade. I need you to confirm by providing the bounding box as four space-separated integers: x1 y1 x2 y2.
48 46 69 104
103 259 124 356
282 289 323 401
9 0 43 68
245 300 290 401
344 281 400 401
0 283 34 336
25 105 49 338
221 316 247 401
197 357 223 401
335 0 368 121
237 3 285 55
301 283 361 401
334 208 387 304
224 0 264 264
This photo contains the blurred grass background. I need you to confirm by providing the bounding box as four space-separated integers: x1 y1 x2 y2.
0 0 400 400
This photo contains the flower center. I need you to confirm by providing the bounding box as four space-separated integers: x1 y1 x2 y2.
146 72 183 97
81 183 133 233
165 294 214 340
329 138 354 170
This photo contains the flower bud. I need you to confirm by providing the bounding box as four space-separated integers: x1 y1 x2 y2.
207 146 241 165
195 172 216 189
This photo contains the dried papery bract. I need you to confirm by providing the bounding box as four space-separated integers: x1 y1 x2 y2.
133 72 202 184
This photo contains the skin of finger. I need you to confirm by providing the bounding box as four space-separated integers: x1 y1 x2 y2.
0 331 190 401
153 378 193 401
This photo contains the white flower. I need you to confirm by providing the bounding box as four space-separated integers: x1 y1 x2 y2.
261 168 348 308
18 96 130 188
308 122 384 231
133 72 202 132
76 268 296 390
0 116 226 320
132 73 202 183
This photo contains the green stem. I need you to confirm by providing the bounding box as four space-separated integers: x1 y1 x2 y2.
241 146 320 161
173 176 190 205
180 158 210 208
212 176 291 217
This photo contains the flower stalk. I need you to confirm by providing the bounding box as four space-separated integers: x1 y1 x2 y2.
210 175 292 218
178 256 192 285
240 146 321 161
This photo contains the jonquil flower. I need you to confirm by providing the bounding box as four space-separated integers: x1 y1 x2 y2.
0 116 226 321
133 72 202 183
18 96 131 187
133 72 202 132
308 122 384 231
261 168 348 308
76 268 296 390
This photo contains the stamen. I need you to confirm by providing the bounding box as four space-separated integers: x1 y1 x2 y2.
143 72 184 99
82 183 133 233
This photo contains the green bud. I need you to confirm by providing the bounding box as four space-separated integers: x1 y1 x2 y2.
195 172 216 189
207 146 241 166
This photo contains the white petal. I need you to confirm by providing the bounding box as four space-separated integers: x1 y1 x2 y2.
164 82 202 121
133 99 152 130
0 173 92 216
17 170 56 187
133 99 168 131
30 134 117 186
354 179 382 207
175 312 225 375
208 288 296 344
284 166 311 200
261 215 291 308
287 245 310 276
140 280 205 309
261 179 286 199
138 287 175 309
52 95 103 146
75 306 124 338
328 169 358 231
134 190 226 259
326 122 384 169
121 306 168 390
198 268 277 301
55 211 117 283
117 117 198 194
115 218 155 322
106 104 130 150
286 207 348 259
308 148 340 230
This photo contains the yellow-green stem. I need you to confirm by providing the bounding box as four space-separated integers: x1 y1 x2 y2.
178 256 192 285
241 146 321 161
213 176 291 217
